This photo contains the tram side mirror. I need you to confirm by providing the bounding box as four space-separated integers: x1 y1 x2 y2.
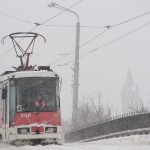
2 88 7 99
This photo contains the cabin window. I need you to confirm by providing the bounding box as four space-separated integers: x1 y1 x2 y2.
15 77 58 112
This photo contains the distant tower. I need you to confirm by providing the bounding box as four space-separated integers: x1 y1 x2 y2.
121 69 140 114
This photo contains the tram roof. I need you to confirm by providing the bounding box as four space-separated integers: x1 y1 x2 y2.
0 70 58 82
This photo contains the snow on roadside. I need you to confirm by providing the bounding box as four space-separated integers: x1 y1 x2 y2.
1 134 150 150
91 134 150 145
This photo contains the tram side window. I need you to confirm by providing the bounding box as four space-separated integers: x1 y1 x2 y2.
56 79 60 108
0 83 3 110
9 79 16 125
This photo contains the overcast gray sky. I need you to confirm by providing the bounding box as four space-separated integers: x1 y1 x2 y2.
0 0 150 119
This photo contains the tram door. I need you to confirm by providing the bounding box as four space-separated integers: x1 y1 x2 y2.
2 83 8 141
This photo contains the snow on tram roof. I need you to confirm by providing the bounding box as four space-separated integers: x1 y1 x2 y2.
0 70 58 82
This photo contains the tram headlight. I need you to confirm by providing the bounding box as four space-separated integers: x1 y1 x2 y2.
45 127 57 133
17 128 30 134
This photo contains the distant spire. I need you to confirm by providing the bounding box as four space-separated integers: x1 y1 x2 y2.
125 69 134 87
121 69 140 114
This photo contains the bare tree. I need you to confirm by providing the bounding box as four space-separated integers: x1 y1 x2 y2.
76 90 112 127
63 90 112 131
128 97 149 113
62 118 72 132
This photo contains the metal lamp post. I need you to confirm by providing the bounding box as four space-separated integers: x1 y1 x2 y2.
48 3 80 128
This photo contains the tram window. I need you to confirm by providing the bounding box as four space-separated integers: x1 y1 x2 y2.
10 80 15 86
56 79 60 108
2 88 7 99
0 84 3 109
15 77 58 112
9 80 16 125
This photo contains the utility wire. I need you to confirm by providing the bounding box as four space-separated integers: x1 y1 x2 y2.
44 10 150 29
2 6 148 63
0 0 84 61
0 10 108 29
43 10 150 28
1 6 150 29
40 0 84 25
112 10 150 28
48 10 150 66
49 28 109 65
58 21 150 66
36 9 150 65
0 0 84 27
0 9 106 29
0 11 34 24
43 24 105 29
1 3 149 63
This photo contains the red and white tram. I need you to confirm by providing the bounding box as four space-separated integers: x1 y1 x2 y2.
0 32 62 145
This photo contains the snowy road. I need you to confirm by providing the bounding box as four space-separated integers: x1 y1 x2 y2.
1 135 150 150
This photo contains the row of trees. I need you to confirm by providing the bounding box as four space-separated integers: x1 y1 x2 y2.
129 98 149 113
63 96 149 132
63 91 112 132
77 92 111 126
121 69 149 114
63 70 150 132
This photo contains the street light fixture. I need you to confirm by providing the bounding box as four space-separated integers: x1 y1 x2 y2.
48 2 80 128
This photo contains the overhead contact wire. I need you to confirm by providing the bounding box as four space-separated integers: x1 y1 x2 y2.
59 21 150 65
0 0 84 60
48 10 150 66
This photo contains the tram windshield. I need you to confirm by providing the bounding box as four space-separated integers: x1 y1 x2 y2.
10 77 60 112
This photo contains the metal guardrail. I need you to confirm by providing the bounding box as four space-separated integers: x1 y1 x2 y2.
79 127 150 142
64 111 150 143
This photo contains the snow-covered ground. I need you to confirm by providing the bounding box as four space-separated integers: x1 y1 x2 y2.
1 134 150 150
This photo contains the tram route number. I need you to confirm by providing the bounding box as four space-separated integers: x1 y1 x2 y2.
21 113 31 118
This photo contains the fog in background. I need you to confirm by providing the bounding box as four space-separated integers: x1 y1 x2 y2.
0 0 150 119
